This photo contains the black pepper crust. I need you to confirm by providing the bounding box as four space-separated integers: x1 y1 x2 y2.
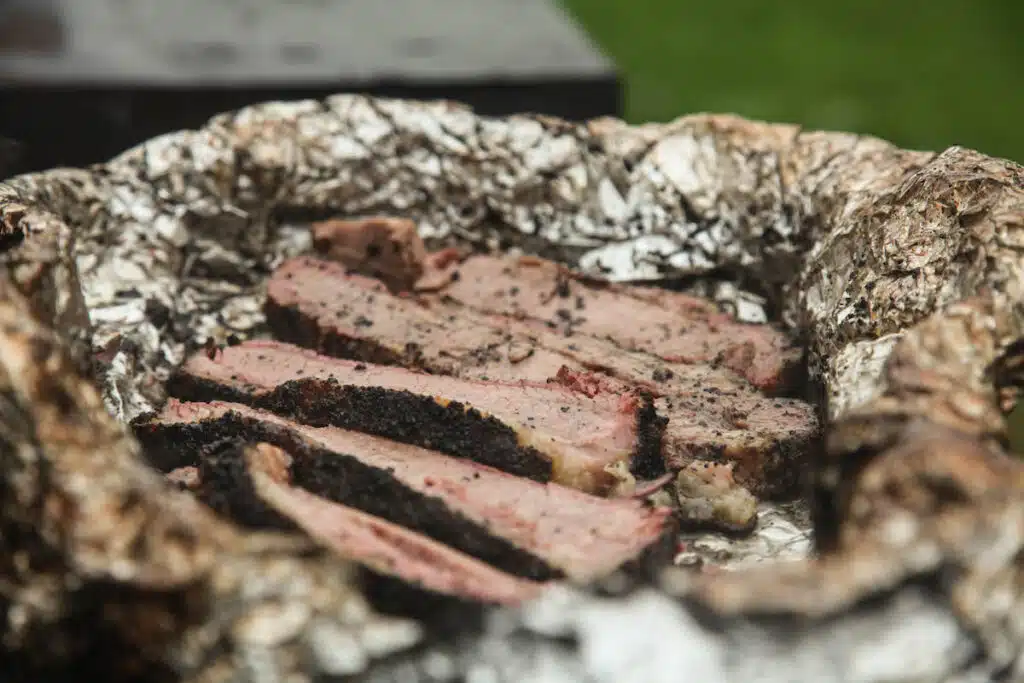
629 392 668 480
133 410 562 581
167 373 554 483
189 439 501 635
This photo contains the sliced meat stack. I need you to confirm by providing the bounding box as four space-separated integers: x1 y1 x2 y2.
265 256 582 384
189 440 543 607
169 340 663 494
263 254 818 497
136 227 820 619
137 401 674 584
437 254 800 392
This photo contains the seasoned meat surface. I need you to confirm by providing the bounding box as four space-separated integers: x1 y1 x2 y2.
172 339 663 494
137 400 676 583
266 255 819 496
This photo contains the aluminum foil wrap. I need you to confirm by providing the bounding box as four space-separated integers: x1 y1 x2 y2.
0 94 1021 683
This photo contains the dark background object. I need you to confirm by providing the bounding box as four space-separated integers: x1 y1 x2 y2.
0 0 621 174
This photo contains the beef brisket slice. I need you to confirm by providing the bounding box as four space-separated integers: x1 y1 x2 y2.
134 400 675 583
424 299 819 496
265 255 581 384
310 217 428 293
438 254 802 393
253 467 543 606
195 439 543 607
170 340 663 494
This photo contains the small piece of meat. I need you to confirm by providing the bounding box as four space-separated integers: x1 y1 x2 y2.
437 253 801 392
630 473 675 500
165 465 200 490
674 460 759 535
170 340 664 495
134 401 676 583
311 217 427 292
656 395 819 498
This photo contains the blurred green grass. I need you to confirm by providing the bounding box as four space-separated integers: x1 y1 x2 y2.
562 0 1024 451
562 0 1024 162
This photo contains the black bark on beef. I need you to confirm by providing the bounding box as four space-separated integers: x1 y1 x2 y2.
169 340 665 491
170 372 552 483
136 409 558 580
290 448 552 580
193 437 297 532
133 401 676 583
185 439 537 626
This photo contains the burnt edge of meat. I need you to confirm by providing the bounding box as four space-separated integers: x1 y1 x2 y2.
187 438 492 635
777 339 812 402
773 426 824 502
194 437 297 532
756 425 822 501
132 411 562 581
631 395 668 480
167 373 554 483
264 295 414 368
362 575 489 642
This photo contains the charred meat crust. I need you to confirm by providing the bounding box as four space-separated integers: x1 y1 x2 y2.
631 396 668 480
264 284 415 368
263 256 817 498
169 340 665 495
168 374 554 483
292 449 561 582
191 439 531 627
134 411 562 581
193 437 296 532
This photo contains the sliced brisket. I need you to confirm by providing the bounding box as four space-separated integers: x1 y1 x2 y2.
266 255 579 384
254 468 542 606
170 340 663 494
455 308 819 496
655 392 818 498
134 400 675 583
197 440 543 606
265 256 818 497
437 254 801 393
